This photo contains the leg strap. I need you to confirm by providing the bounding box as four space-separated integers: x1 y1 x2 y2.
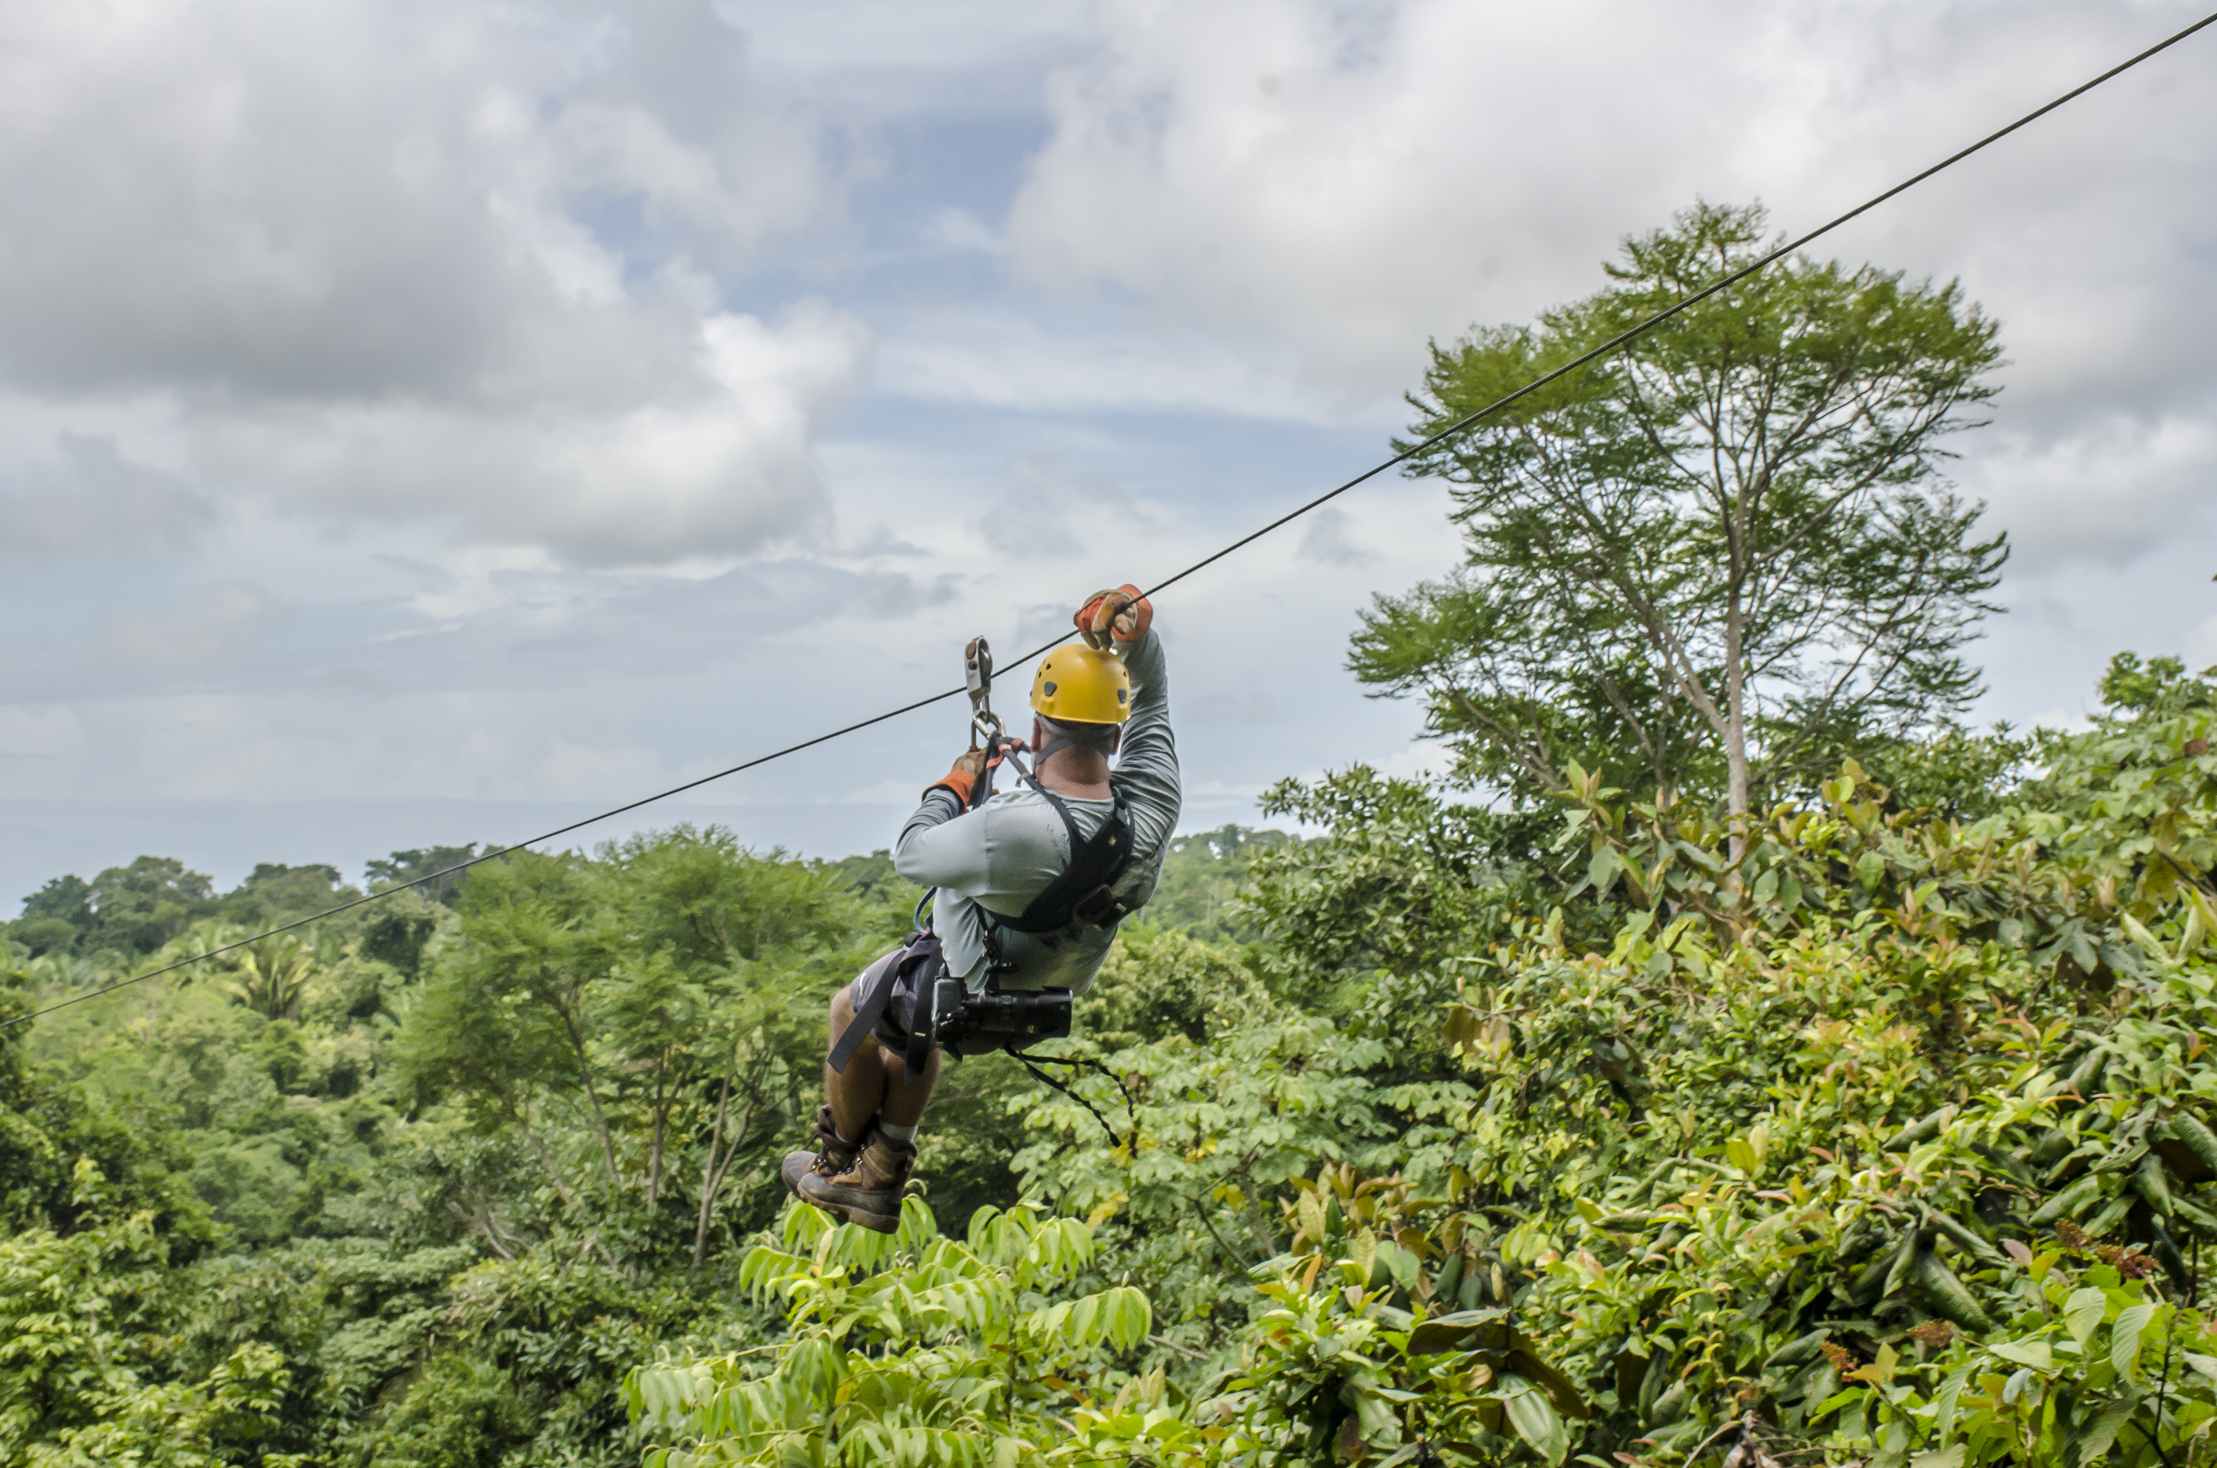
829 947 905 1073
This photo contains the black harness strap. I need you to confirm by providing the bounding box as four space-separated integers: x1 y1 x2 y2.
830 939 932 1073
990 747 1135 938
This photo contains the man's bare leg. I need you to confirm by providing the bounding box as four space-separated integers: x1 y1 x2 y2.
822 981 941 1136
877 1039 941 1131
824 983 886 1144
785 979 935 1233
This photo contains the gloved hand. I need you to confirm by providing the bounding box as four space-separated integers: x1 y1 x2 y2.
925 748 991 808
1074 583 1153 650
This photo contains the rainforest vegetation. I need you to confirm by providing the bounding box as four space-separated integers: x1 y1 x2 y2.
9 209 2217 1465
9 659 2217 1466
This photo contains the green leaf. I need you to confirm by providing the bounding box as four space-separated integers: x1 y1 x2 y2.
1911 1447 1965 1468
2077 1401 2135 1463
1407 1308 1510 1356
1988 1338 2053 1372
2111 1302 2156 1381
1932 1367 1969 1437
1348 1378 1397 1441
1587 846 1621 898
2063 1286 2107 1351
1505 1332 1591 1420
1725 1134 1759 1174
1375 1241 1421 1293
1810 1386 1863 1425
1497 1375 1569 1465
1070 1293 1100 1346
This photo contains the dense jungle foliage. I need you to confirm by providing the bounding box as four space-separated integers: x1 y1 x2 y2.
6 654 2217 1465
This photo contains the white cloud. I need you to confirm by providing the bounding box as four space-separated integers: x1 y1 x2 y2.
0 706 78 761
0 0 849 391
837 775 935 807
161 303 868 565
1005 0 1755 388
736 0 1093 74
0 0 868 566
0 432 214 557
1176 776 1280 813
1375 742 1456 784
922 207 1007 256
877 306 1392 422
539 737 673 796
1002 0 2217 561
1297 506 1373 566
2191 617 2217 671
1958 410 2217 574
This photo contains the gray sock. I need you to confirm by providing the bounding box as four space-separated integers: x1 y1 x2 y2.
878 1120 918 1144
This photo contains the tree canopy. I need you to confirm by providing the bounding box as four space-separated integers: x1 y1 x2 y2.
1356 201 2008 843
6 654 2216 1465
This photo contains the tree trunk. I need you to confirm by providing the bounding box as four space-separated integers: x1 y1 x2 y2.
646 1054 667 1210
691 1073 734 1270
517 1107 584 1212
550 998 623 1194
1724 587 1751 867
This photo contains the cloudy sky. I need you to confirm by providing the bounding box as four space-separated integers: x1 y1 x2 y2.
3 0 2214 905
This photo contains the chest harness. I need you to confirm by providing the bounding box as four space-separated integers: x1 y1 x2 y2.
965 632 1141 946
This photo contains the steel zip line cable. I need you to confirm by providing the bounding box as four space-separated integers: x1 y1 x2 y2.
9 9 2213 1031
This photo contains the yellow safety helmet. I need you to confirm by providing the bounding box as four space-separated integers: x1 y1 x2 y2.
1030 644 1132 725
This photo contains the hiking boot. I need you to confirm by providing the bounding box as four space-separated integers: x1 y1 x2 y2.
780 1106 863 1201
793 1128 916 1234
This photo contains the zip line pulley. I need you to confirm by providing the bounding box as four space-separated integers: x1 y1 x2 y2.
965 637 1002 751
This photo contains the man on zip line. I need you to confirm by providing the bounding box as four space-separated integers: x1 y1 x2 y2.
782 584 1182 1231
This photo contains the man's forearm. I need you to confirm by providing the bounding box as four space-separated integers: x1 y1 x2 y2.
1112 629 1181 849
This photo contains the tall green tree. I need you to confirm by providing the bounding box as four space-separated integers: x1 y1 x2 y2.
1355 201 2008 848
84 856 218 954
364 845 481 906
20 873 92 926
220 863 352 927
395 827 877 1268
14 874 93 955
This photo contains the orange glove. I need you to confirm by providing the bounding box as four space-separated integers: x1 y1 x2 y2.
1074 584 1153 650
924 748 991 808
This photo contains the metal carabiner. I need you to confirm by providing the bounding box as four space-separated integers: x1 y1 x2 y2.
964 637 1002 749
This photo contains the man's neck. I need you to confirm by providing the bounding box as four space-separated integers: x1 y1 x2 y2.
1035 747 1112 799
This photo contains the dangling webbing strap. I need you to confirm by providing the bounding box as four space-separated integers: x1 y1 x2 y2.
1007 1046 1139 1153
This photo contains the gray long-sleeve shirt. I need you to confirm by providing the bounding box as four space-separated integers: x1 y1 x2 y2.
893 628 1180 993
